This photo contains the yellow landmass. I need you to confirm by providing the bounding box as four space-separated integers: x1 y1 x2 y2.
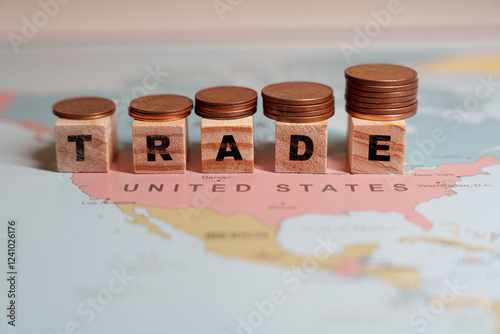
118 203 420 290
365 267 420 291
493 302 500 334
428 54 500 76
445 295 493 312
398 236 496 253
442 296 500 334
122 204 171 239
442 222 500 244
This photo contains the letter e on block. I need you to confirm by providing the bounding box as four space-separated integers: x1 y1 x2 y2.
348 116 406 174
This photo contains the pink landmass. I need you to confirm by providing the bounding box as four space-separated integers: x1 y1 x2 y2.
0 92 53 140
19 119 53 140
335 258 363 278
0 93 16 116
72 152 499 230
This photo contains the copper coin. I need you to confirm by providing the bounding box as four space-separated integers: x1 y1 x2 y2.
130 95 192 113
264 108 334 123
195 109 257 119
346 91 417 103
195 100 257 111
262 81 333 106
53 97 115 120
346 86 418 98
345 64 417 86
346 105 417 116
347 108 416 121
346 96 416 109
195 106 257 120
347 79 418 92
196 112 256 120
263 97 334 112
195 104 256 114
129 94 192 121
195 86 257 107
128 110 191 122
264 104 334 117
346 101 417 115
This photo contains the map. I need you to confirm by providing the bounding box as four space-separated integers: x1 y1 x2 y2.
0 45 499 334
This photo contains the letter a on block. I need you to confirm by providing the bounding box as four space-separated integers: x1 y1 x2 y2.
216 135 243 161
201 117 254 173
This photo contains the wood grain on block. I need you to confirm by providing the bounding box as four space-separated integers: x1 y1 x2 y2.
55 112 117 172
275 120 328 173
201 116 254 173
132 118 187 173
348 116 406 174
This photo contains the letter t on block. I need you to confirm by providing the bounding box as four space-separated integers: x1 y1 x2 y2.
55 113 117 172
348 116 406 174
275 120 328 173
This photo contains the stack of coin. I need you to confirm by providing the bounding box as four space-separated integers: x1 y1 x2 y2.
345 64 418 121
262 82 334 123
53 97 116 120
129 94 193 121
195 86 257 119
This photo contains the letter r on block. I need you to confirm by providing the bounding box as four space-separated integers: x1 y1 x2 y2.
146 135 172 162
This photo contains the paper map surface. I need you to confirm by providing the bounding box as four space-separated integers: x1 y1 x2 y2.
0 46 499 334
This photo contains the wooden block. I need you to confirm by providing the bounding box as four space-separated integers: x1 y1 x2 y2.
132 118 187 173
201 116 254 173
275 120 328 173
55 112 117 172
348 116 406 174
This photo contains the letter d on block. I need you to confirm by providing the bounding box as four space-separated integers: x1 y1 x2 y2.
275 121 328 173
289 135 314 161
